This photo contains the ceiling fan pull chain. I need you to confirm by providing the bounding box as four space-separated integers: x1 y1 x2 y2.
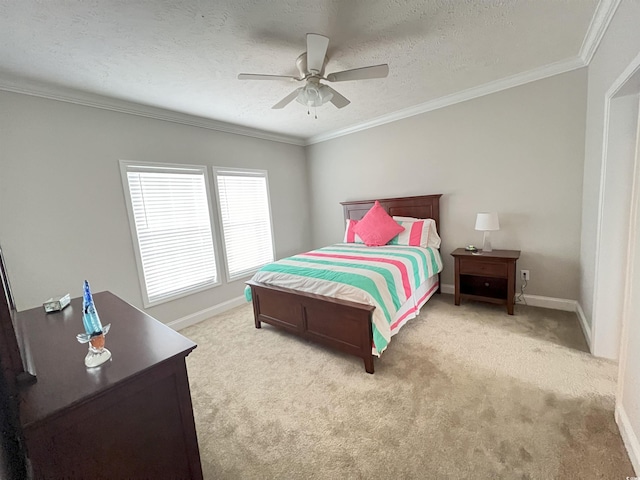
314 106 318 119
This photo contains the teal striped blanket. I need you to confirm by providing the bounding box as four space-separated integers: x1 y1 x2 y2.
245 243 443 354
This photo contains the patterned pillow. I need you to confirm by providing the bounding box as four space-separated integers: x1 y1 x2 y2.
391 216 441 249
353 201 405 247
343 219 364 243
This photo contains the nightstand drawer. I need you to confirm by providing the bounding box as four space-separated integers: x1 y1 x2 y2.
459 258 507 277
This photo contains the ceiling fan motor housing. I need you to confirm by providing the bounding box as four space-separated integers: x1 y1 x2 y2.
296 53 327 79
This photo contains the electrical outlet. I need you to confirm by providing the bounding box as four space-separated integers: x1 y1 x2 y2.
521 270 530 281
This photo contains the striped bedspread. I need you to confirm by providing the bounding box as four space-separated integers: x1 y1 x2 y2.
246 243 443 355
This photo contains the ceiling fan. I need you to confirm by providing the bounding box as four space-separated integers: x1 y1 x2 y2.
238 33 389 113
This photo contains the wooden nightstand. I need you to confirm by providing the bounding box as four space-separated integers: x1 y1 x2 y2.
451 248 521 315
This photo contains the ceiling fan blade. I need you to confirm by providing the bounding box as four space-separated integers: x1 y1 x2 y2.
238 73 298 81
326 64 389 82
272 89 300 109
324 86 350 109
306 33 329 74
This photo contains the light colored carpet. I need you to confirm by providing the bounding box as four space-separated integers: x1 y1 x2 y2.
181 294 634 479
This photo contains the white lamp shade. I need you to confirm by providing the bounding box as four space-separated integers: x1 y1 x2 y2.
475 212 500 231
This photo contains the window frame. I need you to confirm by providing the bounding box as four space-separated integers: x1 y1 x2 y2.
212 166 276 282
119 160 221 308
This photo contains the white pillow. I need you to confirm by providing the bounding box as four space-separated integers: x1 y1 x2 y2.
392 216 441 249
343 219 364 243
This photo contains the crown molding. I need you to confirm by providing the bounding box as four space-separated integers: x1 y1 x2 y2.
0 78 306 146
579 0 622 65
305 56 586 146
3 0 613 152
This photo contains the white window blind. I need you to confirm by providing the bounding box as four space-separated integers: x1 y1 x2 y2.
214 168 274 280
120 162 218 306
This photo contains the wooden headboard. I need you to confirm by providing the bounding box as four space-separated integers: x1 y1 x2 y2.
341 194 442 235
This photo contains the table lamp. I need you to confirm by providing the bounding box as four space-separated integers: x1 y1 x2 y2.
475 212 500 252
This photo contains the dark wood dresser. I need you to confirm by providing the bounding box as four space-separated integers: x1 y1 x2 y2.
451 248 521 315
16 291 203 479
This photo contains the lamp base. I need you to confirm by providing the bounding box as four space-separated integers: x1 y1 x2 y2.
482 231 493 252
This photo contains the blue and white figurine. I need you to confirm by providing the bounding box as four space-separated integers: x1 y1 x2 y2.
76 280 111 367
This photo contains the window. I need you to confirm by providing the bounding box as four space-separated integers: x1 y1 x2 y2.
120 161 218 307
213 167 275 280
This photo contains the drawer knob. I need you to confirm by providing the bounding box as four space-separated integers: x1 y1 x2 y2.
484 282 490 287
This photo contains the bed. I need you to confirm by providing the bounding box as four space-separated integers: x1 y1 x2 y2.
246 194 442 373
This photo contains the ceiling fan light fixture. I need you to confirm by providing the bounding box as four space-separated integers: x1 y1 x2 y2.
319 84 334 104
296 83 333 107
296 84 320 107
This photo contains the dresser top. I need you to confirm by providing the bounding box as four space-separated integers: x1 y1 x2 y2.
17 291 196 428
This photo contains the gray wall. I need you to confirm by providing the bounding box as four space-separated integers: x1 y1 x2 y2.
306 68 587 300
0 91 310 323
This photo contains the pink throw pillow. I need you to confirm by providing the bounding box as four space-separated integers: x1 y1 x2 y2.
353 201 405 246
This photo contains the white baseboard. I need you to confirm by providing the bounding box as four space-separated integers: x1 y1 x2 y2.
520 293 575 311
440 284 593 347
440 284 455 295
167 295 247 331
616 403 640 475
441 284 575 311
188 288 587 344
575 301 593 351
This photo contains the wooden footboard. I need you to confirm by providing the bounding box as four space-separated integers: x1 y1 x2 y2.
247 280 376 373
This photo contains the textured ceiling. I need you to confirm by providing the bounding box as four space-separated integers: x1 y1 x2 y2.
0 0 600 142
